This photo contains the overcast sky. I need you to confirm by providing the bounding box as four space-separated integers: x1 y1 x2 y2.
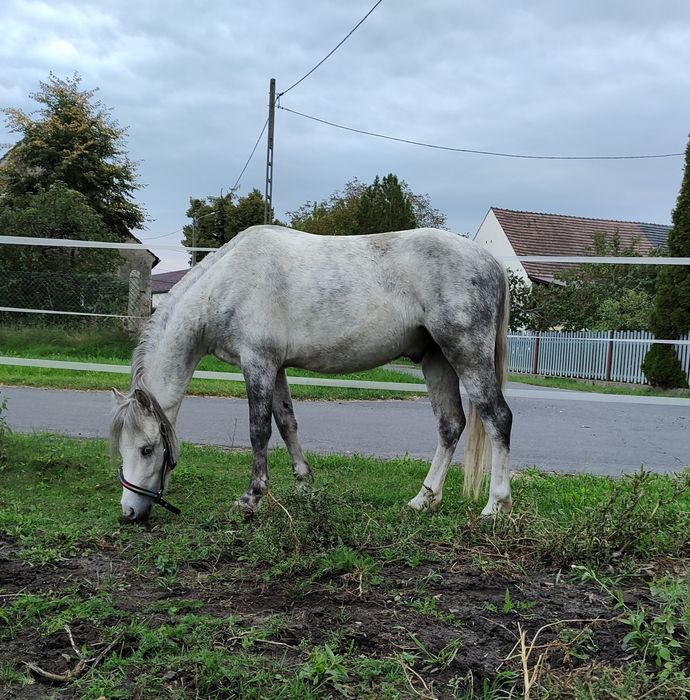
2 0 689 271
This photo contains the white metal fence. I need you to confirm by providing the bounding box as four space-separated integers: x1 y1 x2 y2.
508 331 690 384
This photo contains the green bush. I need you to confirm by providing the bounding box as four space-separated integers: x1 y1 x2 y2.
642 345 689 389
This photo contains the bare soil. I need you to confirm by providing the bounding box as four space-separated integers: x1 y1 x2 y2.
0 531 648 700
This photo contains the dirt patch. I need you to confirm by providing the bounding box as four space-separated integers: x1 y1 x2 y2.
1 537 649 699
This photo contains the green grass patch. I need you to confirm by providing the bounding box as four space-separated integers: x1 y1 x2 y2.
0 324 425 400
508 372 690 398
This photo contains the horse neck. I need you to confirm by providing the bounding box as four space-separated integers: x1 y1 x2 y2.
133 304 207 419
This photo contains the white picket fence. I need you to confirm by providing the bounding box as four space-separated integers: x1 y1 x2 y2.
508 331 690 384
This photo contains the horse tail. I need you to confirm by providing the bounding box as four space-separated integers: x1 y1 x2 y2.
463 268 510 500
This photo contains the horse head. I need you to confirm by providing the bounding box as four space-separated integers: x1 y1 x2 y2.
110 387 180 522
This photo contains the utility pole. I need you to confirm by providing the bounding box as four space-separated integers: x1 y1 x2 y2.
264 78 276 224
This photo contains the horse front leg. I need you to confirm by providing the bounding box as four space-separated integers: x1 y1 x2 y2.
238 358 278 514
272 369 311 489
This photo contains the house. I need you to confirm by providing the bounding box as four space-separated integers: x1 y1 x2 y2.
474 208 670 285
151 269 189 309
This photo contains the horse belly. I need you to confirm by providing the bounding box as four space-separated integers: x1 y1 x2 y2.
285 315 427 374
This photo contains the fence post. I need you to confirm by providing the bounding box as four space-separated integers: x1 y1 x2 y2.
605 330 614 382
128 270 142 332
532 331 540 375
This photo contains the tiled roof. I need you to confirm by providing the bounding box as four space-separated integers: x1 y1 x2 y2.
492 208 670 283
151 269 189 294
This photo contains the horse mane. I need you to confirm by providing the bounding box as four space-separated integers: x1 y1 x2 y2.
111 240 241 459
131 241 236 384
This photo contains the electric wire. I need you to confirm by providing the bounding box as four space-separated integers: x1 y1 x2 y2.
230 118 269 193
278 0 385 97
140 227 184 242
279 105 684 160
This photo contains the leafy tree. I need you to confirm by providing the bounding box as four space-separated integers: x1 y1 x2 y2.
0 74 141 322
181 188 266 264
1 73 145 240
0 183 127 316
356 174 416 234
288 175 447 235
507 271 532 331
595 289 653 332
289 179 364 235
512 231 657 332
642 137 690 388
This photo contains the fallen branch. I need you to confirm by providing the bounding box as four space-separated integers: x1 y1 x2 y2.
25 626 122 683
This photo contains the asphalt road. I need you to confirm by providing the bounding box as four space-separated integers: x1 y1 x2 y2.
1 385 688 476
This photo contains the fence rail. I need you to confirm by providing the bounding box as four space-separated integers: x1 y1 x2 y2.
2 235 690 385
508 331 690 384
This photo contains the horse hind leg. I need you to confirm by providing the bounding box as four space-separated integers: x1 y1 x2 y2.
458 363 513 515
237 357 278 514
408 345 465 511
272 369 311 488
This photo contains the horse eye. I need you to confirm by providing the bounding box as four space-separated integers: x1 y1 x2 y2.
140 446 154 457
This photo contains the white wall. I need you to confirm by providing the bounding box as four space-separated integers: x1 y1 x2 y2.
473 209 530 284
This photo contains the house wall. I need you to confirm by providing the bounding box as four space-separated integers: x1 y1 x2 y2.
474 209 530 283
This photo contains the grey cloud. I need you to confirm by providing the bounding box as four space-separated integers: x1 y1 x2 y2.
1 0 689 271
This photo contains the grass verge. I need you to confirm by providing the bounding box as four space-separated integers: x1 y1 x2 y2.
0 325 425 400
1 432 689 698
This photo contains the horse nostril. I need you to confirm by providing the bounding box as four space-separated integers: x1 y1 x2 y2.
123 507 136 521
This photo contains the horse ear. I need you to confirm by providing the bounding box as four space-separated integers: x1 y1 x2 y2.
111 388 126 404
133 389 152 412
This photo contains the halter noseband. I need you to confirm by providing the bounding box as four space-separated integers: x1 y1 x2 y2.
118 421 181 515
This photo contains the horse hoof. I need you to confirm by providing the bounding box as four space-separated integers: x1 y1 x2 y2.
480 499 512 517
295 477 313 492
408 492 441 512
235 496 261 517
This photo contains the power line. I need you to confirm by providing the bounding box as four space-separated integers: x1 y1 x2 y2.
230 118 269 193
140 227 184 242
278 0 385 97
279 105 684 161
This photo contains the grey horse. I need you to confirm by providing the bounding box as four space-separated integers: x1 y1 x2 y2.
111 226 512 522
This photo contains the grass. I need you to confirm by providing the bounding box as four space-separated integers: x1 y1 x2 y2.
1 431 690 698
0 324 425 400
507 372 690 399
389 360 690 399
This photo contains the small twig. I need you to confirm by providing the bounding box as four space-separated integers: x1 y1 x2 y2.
266 488 301 555
224 634 294 650
64 625 83 659
396 657 437 699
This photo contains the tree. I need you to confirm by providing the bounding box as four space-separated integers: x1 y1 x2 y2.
356 174 416 234
288 175 447 235
0 74 141 322
288 179 364 235
181 188 267 264
1 73 145 240
512 231 658 332
642 137 690 389
0 183 128 315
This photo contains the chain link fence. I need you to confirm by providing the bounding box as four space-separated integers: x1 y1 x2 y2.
0 269 139 327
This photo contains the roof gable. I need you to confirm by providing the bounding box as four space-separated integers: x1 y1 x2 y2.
151 268 189 294
491 208 670 283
